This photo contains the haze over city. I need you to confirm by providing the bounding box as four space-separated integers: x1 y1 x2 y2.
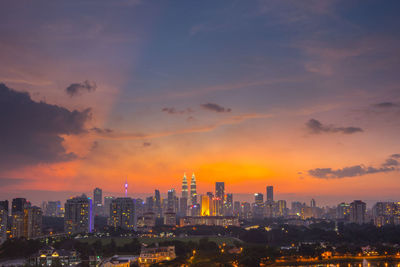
1 0 400 206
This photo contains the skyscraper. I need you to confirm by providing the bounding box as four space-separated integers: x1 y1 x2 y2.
11 198 28 238
64 195 93 234
190 173 197 205
179 197 187 217
104 196 115 217
45 201 62 217
310 198 316 208
0 201 8 244
201 195 210 216
253 193 264 218
25 206 42 239
93 188 103 216
266 186 273 202
182 173 188 199
215 182 225 215
215 182 225 200
12 198 27 214
350 200 366 224
167 189 176 212
109 197 136 230
224 193 233 216
154 190 162 218
124 179 128 197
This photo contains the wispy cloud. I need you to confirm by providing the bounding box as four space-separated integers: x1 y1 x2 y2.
161 107 193 115
91 113 272 141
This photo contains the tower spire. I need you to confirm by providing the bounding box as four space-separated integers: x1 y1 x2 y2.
124 178 128 197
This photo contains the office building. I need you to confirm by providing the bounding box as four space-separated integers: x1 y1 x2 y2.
233 201 241 217
215 182 225 214
167 189 176 212
311 198 316 208
146 196 154 212
277 200 287 217
253 193 264 218
266 186 273 202
350 200 366 224
182 173 188 199
201 195 210 216
64 195 93 234
179 197 188 217
154 190 162 218
164 211 176 226
190 173 197 205
93 188 103 216
224 193 233 216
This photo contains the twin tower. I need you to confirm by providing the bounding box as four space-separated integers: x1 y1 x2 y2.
181 173 197 204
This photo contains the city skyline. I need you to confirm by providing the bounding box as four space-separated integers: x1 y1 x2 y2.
1 1 400 206
0 175 398 209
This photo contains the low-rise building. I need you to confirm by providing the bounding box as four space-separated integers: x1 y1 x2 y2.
179 216 239 227
29 247 80 266
138 246 176 266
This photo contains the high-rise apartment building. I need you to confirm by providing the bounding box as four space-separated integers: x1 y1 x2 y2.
64 195 93 234
11 198 28 238
0 201 8 244
336 202 350 220
266 186 273 202
45 201 62 217
104 196 115 217
24 206 42 239
109 197 136 230
350 200 366 224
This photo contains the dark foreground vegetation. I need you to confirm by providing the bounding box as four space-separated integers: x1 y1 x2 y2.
3 222 400 266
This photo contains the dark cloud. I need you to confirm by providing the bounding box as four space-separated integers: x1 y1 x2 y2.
306 119 363 134
391 154 400 159
374 102 399 108
143 142 151 147
162 107 193 114
201 103 231 113
0 83 91 170
90 127 113 134
308 155 399 179
65 80 97 97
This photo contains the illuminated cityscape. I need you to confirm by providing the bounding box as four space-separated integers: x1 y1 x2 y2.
1 0 400 265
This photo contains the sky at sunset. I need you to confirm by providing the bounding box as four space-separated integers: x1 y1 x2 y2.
1 0 400 207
